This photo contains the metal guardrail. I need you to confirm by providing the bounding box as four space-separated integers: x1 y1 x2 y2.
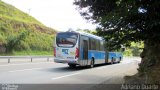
0 56 54 63
0 56 140 64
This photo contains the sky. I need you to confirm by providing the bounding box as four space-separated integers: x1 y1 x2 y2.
2 0 96 31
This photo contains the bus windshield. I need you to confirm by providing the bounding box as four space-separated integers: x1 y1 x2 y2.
56 32 78 47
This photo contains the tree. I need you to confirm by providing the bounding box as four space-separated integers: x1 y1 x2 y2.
74 0 160 84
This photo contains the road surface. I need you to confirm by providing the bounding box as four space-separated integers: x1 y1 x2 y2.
0 57 140 90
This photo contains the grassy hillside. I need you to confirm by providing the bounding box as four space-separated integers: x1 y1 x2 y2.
0 1 57 55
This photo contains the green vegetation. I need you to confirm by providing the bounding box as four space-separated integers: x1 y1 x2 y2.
123 42 144 56
0 1 56 55
0 1 41 24
13 50 53 56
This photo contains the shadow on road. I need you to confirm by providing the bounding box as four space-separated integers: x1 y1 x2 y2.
44 62 120 73
45 66 89 73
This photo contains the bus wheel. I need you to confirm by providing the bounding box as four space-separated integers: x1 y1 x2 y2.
118 57 121 63
68 64 76 68
90 59 94 68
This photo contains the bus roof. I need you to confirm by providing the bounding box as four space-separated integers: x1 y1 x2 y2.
58 30 104 40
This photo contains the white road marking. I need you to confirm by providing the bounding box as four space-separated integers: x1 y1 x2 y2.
0 62 53 67
51 72 81 80
8 68 43 73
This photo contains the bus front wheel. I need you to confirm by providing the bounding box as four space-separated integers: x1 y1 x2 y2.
90 59 94 68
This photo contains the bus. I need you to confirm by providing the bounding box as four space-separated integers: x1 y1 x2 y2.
54 31 122 68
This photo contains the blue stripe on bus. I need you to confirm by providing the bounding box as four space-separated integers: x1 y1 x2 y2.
88 50 105 60
79 50 122 61
108 52 123 60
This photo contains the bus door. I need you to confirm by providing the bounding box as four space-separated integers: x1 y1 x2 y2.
80 36 89 65
83 40 88 60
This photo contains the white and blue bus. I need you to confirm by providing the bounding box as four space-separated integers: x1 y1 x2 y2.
54 31 122 68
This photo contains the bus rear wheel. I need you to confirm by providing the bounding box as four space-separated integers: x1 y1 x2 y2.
118 57 121 63
90 59 94 68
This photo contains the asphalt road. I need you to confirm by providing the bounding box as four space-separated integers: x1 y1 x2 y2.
0 57 141 90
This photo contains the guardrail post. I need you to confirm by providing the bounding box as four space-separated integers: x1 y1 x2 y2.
8 58 10 63
31 58 32 62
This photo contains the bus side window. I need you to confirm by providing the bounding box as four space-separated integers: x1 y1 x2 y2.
100 41 103 51
89 38 92 50
96 40 100 51
91 38 96 50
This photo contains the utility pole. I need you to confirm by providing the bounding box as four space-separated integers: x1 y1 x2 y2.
28 8 31 15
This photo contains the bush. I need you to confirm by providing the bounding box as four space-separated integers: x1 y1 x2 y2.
14 41 30 51
0 33 6 44
123 48 133 56
5 30 29 53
